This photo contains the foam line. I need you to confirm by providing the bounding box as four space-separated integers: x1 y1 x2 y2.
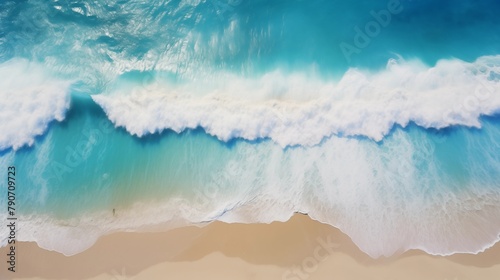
93 56 500 147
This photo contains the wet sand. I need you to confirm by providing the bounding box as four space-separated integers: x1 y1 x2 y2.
2 214 500 280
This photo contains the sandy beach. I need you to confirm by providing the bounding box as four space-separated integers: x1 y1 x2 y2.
2 214 499 280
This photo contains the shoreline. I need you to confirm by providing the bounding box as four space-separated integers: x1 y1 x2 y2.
2 214 500 280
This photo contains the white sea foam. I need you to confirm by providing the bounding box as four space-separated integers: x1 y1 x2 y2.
0 59 71 151
93 56 500 147
2 57 500 258
211 131 500 258
2 128 500 258
0 201 190 256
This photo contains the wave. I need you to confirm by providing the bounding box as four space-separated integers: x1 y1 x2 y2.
93 55 500 147
1 118 500 258
2 170 500 258
2 0 500 263
0 199 192 256
0 59 71 151
2 56 499 151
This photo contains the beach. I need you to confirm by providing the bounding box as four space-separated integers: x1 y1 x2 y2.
2 1 500 280
2 214 499 280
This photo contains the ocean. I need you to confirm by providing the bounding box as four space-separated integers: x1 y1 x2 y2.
1 0 500 258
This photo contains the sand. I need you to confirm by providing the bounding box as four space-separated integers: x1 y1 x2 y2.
1 214 499 280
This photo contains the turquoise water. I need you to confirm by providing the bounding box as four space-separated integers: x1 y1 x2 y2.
8 96 500 217
1 0 500 257
1 0 500 78
3 92 500 257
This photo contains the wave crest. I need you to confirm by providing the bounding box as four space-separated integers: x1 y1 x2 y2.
0 59 71 151
94 56 500 147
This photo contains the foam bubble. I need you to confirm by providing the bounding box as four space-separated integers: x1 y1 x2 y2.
93 56 500 147
2 57 500 259
0 199 192 256
0 59 71 151
2 132 500 258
